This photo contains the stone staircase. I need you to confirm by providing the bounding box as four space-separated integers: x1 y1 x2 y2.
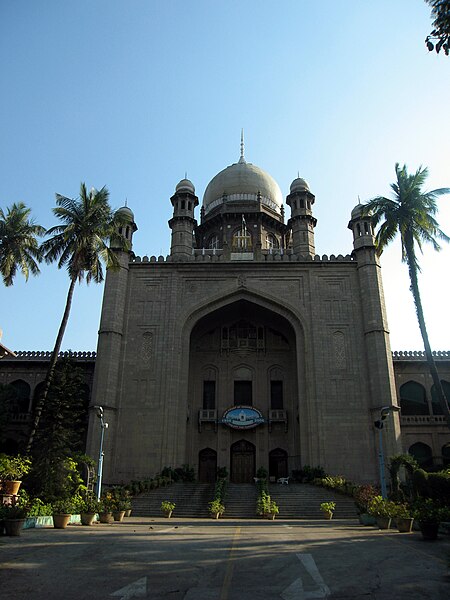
268 483 358 519
132 482 214 518
131 481 357 520
223 483 257 518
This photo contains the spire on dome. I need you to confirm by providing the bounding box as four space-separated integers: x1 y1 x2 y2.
239 129 246 164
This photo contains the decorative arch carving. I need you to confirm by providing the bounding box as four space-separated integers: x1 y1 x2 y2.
400 381 429 415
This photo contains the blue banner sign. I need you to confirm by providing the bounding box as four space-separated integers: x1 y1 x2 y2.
221 406 265 429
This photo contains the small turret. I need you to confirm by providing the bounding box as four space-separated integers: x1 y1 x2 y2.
169 177 199 259
348 202 375 251
286 176 317 256
115 204 137 251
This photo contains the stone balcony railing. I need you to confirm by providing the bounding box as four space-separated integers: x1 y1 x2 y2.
400 415 448 426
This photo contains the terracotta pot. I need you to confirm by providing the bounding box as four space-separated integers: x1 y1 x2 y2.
5 518 26 536
113 510 125 522
3 481 21 495
376 516 391 530
396 517 414 533
322 511 333 520
99 512 113 524
164 511 173 518
124 509 132 517
81 512 96 526
53 514 71 529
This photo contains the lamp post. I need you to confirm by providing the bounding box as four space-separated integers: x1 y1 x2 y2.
94 406 108 501
374 405 400 498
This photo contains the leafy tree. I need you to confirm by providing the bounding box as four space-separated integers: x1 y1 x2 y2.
26 183 131 452
26 358 90 500
363 164 450 427
425 0 450 54
0 202 45 286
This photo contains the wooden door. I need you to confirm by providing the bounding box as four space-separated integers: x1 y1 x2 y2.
231 440 255 483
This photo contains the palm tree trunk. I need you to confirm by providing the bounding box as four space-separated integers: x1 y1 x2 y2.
406 249 450 430
26 276 77 453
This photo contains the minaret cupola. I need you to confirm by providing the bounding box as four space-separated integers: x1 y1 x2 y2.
115 203 137 251
286 175 317 256
169 176 199 258
348 201 375 251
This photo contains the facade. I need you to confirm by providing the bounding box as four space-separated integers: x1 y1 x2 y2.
87 148 404 485
1 149 448 482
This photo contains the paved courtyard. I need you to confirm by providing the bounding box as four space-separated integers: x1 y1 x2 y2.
1 518 449 599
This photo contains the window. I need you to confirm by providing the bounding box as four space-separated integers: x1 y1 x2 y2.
232 228 252 250
400 381 429 415
234 381 252 406
270 381 283 410
266 233 278 250
430 380 450 415
203 381 216 410
409 442 433 469
208 234 220 249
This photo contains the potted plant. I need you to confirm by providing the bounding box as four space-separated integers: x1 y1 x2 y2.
320 501 336 520
412 498 444 540
269 500 279 520
256 491 271 518
98 492 115 523
354 484 377 525
161 500 175 518
80 492 100 526
209 499 225 519
394 503 414 533
256 467 268 481
2 497 29 536
0 454 32 496
367 496 396 529
52 498 74 529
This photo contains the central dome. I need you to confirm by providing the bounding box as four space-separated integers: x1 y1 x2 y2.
203 157 283 215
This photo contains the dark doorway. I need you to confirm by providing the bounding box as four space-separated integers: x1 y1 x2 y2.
231 439 256 483
269 448 288 480
198 448 217 483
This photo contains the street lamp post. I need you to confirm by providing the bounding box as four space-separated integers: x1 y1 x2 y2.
374 405 400 498
94 406 108 501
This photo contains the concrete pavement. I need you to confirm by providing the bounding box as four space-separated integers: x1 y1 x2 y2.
1 518 449 599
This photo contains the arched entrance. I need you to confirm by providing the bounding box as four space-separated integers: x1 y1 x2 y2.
198 448 217 483
269 448 288 480
231 440 255 483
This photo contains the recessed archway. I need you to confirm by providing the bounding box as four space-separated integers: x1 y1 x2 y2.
230 440 256 483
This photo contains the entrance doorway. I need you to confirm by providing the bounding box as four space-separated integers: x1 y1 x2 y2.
269 448 288 480
231 440 256 483
198 448 217 483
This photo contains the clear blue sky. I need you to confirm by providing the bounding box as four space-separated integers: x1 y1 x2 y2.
1 0 449 353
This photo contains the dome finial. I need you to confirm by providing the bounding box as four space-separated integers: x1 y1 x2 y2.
239 129 246 164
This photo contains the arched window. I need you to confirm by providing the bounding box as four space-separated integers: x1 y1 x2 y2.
32 381 46 411
442 443 450 466
208 234 220 249
232 228 252 251
265 233 279 250
409 442 433 469
430 380 450 415
10 380 31 413
400 381 429 415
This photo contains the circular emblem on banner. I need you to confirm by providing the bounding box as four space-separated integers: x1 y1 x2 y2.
221 406 264 429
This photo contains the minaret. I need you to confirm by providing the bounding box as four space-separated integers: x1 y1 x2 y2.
169 178 198 259
286 176 317 256
87 203 137 478
348 202 401 459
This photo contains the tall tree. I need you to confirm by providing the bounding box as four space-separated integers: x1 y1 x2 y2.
26 184 130 452
0 202 44 286
363 163 450 428
425 0 450 54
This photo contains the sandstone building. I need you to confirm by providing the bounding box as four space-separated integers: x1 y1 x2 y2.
1 148 449 482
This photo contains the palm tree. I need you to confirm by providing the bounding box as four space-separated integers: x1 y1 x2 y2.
363 163 450 428
0 202 45 286
26 183 131 452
